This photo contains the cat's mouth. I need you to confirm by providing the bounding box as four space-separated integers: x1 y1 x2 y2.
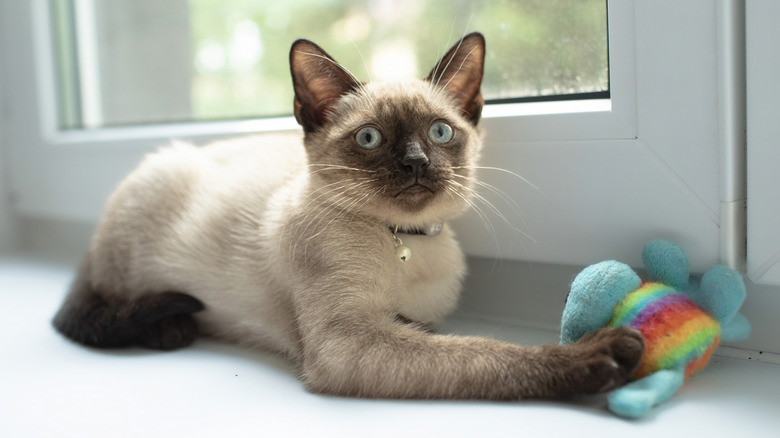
395 182 434 200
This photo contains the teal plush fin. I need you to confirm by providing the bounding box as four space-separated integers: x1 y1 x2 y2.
698 265 747 322
642 240 689 290
560 261 641 345
607 369 685 418
720 312 751 342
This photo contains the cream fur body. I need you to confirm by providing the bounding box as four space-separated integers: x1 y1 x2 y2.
90 131 466 360
54 34 645 400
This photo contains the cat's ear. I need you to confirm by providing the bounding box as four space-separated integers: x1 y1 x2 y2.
426 32 485 125
290 39 361 133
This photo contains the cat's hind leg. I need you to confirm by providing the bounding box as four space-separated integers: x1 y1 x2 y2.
53 261 204 351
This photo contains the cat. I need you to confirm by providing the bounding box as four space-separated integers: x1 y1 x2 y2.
53 33 643 399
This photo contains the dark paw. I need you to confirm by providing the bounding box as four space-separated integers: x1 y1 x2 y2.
142 313 199 350
572 327 644 393
128 292 204 350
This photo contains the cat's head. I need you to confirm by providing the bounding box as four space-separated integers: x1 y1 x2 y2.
289 33 485 228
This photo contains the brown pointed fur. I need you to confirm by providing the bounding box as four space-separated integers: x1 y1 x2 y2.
53 33 643 399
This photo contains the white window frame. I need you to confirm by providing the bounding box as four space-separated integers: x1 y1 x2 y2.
45 1 635 142
1 0 741 273
3 0 635 213
746 0 780 286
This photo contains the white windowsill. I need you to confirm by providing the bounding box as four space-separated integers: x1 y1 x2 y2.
43 98 615 147
482 98 611 118
2 251 779 437
44 116 302 145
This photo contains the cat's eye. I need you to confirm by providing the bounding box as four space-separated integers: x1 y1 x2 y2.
355 126 383 150
428 122 454 144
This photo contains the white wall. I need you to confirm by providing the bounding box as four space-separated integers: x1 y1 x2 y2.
0 0 19 252
0 132 19 252
746 0 780 286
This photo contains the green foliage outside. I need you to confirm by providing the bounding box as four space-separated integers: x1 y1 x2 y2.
189 0 607 120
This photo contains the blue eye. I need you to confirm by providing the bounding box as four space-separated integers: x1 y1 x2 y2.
355 126 382 149
428 121 454 144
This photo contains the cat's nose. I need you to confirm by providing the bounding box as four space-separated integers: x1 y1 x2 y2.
403 142 429 177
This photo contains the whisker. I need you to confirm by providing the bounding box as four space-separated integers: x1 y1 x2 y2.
310 186 371 233
296 51 360 82
445 184 502 259
431 18 458 85
451 165 547 198
441 45 480 92
295 51 374 104
450 173 524 213
291 179 375 260
433 14 474 88
306 164 376 174
447 181 496 237
310 189 375 242
448 176 537 270
298 179 375 240
299 179 370 212
290 190 347 262
348 38 373 85
294 192 357 260
299 180 371 230
346 189 379 228
458 182 537 244
449 164 542 242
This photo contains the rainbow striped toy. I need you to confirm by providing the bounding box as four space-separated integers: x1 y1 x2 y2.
560 240 750 418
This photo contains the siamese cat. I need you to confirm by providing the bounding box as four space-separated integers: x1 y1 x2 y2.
54 33 643 399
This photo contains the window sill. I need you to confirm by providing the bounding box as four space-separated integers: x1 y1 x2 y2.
2 252 779 436
482 98 611 118
44 97 625 148
43 116 302 147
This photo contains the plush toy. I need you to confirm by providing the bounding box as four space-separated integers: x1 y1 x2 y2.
560 239 750 418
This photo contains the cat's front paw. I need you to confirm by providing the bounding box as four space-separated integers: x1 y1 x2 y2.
570 327 644 394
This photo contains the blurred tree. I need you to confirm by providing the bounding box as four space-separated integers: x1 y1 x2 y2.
54 0 608 125
188 0 607 120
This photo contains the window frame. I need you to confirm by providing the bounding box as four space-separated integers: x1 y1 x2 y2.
10 0 747 276
746 0 780 286
41 1 634 145
2 0 635 223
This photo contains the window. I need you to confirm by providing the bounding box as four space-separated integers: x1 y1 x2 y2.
51 0 608 129
4 0 635 245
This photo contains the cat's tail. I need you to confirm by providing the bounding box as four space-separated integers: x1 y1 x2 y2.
52 258 204 350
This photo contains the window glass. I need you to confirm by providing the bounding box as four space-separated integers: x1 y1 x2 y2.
51 0 608 129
